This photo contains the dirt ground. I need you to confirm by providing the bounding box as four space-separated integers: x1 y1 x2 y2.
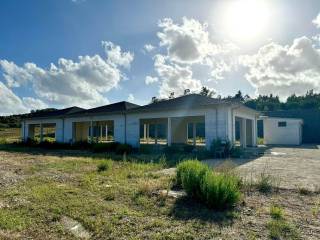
0 148 319 239
204 145 320 191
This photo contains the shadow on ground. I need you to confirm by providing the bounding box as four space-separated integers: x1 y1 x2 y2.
169 196 237 225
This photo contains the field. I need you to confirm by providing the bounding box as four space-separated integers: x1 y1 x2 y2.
0 128 319 239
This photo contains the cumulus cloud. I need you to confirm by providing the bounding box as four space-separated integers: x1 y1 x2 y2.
145 75 158 85
313 13 320 28
127 93 135 102
144 44 155 52
146 17 237 97
154 54 202 97
0 82 48 115
240 36 320 99
0 42 134 109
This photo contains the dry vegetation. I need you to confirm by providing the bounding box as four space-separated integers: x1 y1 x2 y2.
0 129 319 239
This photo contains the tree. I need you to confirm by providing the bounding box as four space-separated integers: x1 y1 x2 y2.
199 86 215 97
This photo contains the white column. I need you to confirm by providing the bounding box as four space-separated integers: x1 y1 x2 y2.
252 118 257 147
105 124 108 141
100 125 103 142
155 124 158 145
241 118 247 148
146 124 150 144
167 118 172 146
90 121 93 143
40 123 44 142
143 124 147 141
193 123 196 146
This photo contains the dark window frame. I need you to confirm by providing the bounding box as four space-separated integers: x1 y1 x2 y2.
278 121 287 127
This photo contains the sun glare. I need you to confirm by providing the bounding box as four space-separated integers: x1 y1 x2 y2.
222 0 270 42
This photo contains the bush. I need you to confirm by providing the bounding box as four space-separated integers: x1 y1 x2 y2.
176 160 241 209
115 143 133 155
176 160 209 198
92 142 120 153
200 171 241 210
270 205 284 220
183 145 195 153
210 139 232 158
97 160 112 172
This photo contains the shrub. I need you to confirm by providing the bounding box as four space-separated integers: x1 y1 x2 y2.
210 139 232 158
183 145 195 153
257 172 273 193
178 160 209 198
200 171 241 210
115 143 133 155
270 205 284 220
230 146 243 158
176 160 241 209
92 142 120 153
97 160 112 172
267 219 299 240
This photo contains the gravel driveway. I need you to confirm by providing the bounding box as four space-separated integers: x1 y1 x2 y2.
204 145 320 191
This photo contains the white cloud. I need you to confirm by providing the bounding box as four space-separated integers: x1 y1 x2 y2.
313 13 320 28
154 54 202 97
22 97 48 110
0 42 134 109
127 93 134 102
0 81 28 115
0 82 48 115
102 41 134 69
240 36 320 99
144 44 155 52
145 75 158 85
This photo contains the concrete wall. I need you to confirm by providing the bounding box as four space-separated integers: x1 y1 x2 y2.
263 117 303 145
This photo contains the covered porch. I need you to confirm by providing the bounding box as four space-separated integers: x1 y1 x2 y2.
234 116 257 147
139 116 205 147
72 120 114 143
26 123 56 142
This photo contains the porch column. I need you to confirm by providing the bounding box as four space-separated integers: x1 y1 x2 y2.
143 124 147 141
252 117 257 146
100 125 103 142
155 124 158 145
90 121 93 143
40 123 44 142
241 118 247 147
192 123 196 146
167 117 172 146
146 124 150 144
105 124 108 141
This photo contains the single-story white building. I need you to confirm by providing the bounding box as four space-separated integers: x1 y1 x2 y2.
262 117 303 145
21 94 260 149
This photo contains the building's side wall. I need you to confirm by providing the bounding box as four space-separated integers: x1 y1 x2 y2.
263 118 302 145
126 106 229 149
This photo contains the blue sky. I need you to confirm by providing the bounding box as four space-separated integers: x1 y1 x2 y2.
1 0 320 115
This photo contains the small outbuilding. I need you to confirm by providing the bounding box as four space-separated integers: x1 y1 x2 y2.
262 117 303 145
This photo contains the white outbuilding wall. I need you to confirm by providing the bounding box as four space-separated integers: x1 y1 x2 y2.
263 117 303 145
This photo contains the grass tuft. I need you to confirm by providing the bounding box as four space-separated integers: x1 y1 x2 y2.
97 160 113 172
270 204 284 220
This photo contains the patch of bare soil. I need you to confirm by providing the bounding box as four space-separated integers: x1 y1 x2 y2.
59 216 91 239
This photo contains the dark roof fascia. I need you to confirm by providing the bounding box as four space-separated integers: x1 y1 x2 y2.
64 110 127 118
126 101 233 114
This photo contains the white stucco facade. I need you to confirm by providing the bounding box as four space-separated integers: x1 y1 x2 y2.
21 102 259 149
263 117 303 145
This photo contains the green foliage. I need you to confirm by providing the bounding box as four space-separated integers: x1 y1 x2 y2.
176 160 241 209
115 143 133 154
257 172 274 193
200 171 241 210
230 146 243 158
210 139 232 158
270 205 284 220
97 160 112 172
267 220 299 240
177 160 209 198
92 142 120 153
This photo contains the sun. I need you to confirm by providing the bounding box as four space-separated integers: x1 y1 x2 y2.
222 0 270 42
